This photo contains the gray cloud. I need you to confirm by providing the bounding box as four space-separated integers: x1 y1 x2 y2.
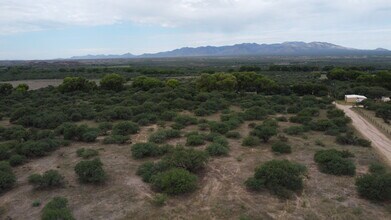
1 0 390 33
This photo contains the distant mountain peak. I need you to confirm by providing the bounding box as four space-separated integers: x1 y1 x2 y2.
375 48 389 51
69 42 390 59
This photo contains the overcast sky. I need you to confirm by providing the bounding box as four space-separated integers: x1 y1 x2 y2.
0 0 390 60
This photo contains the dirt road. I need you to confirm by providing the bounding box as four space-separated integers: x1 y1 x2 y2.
336 103 391 166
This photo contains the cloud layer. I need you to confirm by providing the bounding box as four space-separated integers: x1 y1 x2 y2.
0 0 391 59
1 0 390 34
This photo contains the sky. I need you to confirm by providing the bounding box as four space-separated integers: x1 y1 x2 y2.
0 0 390 60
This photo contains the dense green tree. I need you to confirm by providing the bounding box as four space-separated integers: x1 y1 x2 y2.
166 79 180 88
133 76 164 90
15 83 29 92
100 73 126 91
0 83 13 95
58 77 96 93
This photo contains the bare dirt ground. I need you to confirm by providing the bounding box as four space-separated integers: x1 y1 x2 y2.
1 111 390 220
336 103 391 166
4 79 100 90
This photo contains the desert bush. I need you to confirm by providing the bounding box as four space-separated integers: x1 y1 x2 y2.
310 119 336 132
298 108 319 117
355 172 391 201
103 135 129 144
245 177 265 191
289 116 312 124
206 143 229 156
28 170 64 189
212 135 229 147
148 129 181 144
246 160 306 198
186 133 205 146
327 109 345 118
271 142 292 154
276 116 288 122
0 143 11 160
162 147 208 173
41 197 75 220
9 154 27 166
336 133 371 147
208 121 229 134
251 125 277 143
314 149 355 176
198 123 209 131
151 168 198 195
225 131 241 139
112 121 139 135
369 162 387 174
136 161 171 183
16 139 65 158
76 148 99 159
243 106 268 120
173 115 198 127
283 125 308 135
81 131 98 142
131 142 169 159
0 161 16 193
74 158 106 184
242 136 260 147
98 122 112 135
151 193 168 206
161 111 177 121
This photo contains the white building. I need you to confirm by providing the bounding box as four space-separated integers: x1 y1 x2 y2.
344 94 367 103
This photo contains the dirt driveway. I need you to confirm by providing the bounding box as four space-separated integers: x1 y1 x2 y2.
336 103 391 166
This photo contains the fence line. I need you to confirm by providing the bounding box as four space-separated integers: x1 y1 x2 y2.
353 107 391 137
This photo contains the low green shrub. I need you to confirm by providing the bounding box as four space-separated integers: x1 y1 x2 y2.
369 162 387 174
186 133 205 146
74 158 106 184
206 143 229 156
151 193 168 206
0 161 16 193
162 147 208 173
271 142 292 154
336 133 371 147
148 129 180 144
76 148 99 159
81 131 99 142
225 131 241 139
9 154 27 166
314 149 355 176
28 170 64 189
244 177 264 191
131 142 169 159
136 161 171 183
284 126 308 135
208 121 229 134
41 197 75 220
112 121 139 135
174 115 198 127
242 136 260 147
355 172 391 201
103 135 129 144
246 160 306 198
251 125 277 143
98 122 112 135
151 168 198 195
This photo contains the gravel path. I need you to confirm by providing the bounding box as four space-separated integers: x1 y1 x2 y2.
336 103 391 166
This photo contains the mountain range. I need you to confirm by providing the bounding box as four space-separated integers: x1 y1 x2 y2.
69 42 390 59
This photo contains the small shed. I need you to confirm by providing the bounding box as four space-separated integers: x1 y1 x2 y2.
345 94 367 103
